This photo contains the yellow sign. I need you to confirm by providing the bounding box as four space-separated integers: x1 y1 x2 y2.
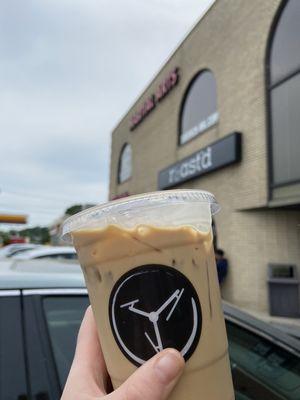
0 214 27 224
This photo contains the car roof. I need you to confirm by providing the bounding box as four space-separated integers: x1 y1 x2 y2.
0 243 39 254
12 246 76 259
0 259 85 289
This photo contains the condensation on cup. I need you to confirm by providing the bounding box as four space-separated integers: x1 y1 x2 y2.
62 190 235 400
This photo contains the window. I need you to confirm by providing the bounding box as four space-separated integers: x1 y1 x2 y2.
118 143 132 183
270 0 300 85
61 252 78 260
179 70 218 145
36 253 77 260
43 296 89 388
268 0 300 186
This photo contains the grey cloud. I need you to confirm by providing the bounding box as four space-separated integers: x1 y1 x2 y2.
0 0 214 227
33 137 108 182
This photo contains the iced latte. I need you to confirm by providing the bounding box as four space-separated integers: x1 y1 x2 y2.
62 190 234 400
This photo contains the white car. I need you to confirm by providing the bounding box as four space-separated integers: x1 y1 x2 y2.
0 243 42 259
11 246 77 261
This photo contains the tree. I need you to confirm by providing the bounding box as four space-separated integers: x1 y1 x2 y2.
0 231 10 246
19 227 50 244
65 204 95 216
65 204 83 216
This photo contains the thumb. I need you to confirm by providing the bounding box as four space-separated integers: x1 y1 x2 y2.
111 349 184 400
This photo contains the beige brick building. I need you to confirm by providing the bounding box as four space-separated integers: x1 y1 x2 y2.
109 0 300 314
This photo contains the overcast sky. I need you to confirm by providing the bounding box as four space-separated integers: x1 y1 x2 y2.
0 0 214 230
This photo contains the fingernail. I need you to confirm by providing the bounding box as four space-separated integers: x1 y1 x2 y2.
154 349 184 384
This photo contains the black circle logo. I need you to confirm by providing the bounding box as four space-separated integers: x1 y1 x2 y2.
109 265 202 366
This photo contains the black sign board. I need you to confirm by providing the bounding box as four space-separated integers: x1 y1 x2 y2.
158 132 242 189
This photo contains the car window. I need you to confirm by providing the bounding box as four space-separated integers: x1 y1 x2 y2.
5 246 23 256
227 320 300 400
43 296 89 388
36 253 77 260
60 253 78 260
7 247 34 257
34 254 58 259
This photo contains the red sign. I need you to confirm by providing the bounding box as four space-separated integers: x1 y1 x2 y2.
9 236 26 244
130 68 180 131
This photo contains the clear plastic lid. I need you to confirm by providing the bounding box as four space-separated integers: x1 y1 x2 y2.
62 189 220 243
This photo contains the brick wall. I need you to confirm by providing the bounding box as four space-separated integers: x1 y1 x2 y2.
109 0 300 312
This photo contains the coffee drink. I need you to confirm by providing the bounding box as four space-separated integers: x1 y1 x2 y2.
63 191 234 399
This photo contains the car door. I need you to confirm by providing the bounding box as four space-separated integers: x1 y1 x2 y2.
22 289 89 398
0 290 28 400
20 289 300 400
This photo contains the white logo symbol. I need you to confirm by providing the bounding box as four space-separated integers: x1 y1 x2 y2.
120 289 184 353
110 269 200 366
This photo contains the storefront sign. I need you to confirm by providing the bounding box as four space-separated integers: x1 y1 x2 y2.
158 132 242 189
130 68 180 131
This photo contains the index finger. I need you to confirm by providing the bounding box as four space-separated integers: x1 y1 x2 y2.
62 306 108 398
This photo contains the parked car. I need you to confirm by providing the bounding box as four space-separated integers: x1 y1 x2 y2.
0 243 42 259
0 260 299 399
11 246 77 260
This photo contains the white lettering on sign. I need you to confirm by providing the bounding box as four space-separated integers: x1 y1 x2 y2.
168 147 212 184
180 112 219 145
158 132 242 190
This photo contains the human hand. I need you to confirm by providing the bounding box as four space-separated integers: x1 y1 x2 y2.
61 306 185 400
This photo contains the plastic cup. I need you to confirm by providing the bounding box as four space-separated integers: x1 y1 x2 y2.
62 189 234 400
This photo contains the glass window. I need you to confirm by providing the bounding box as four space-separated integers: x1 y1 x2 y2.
43 296 89 388
35 253 77 260
270 0 300 85
227 321 300 400
118 143 132 183
180 70 218 145
271 73 300 184
35 255 58 259
268 0 300 187
61 253 78 260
